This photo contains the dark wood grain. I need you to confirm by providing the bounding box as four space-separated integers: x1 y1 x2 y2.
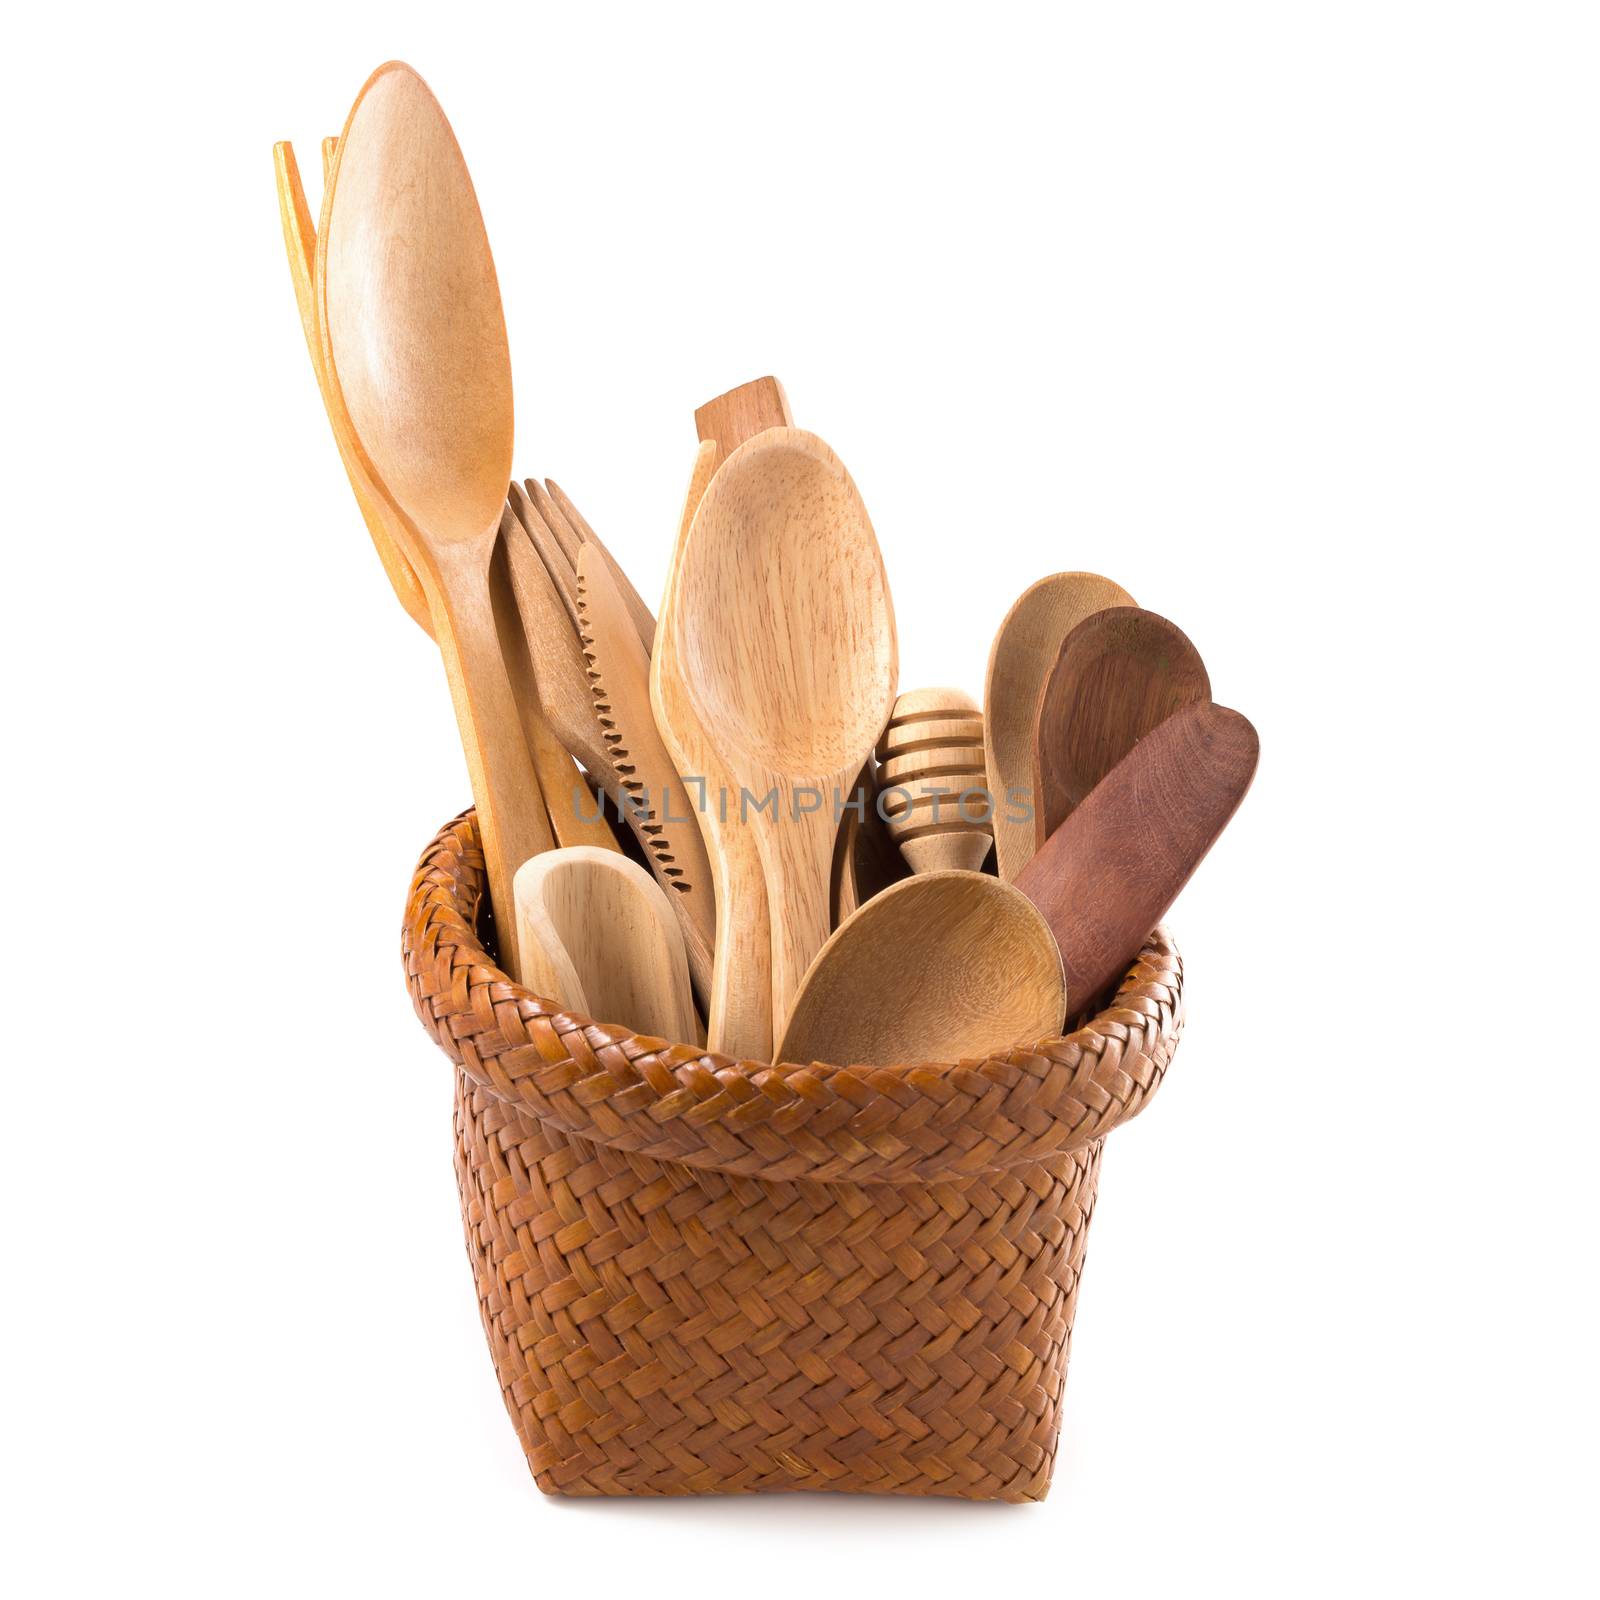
693 376 793 469
1016 700 1257 1019
1033 606 1211 846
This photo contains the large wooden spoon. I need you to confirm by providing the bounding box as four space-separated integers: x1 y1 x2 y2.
775 871 1065 1067
317 62 551 976
652 439 768 1056
514 847 702 1046
673 430 897 1037
1033 606 1211 846
984 573 1135 883
1016 700 1258 1019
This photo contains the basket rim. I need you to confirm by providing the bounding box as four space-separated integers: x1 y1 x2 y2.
403 809 1185 1183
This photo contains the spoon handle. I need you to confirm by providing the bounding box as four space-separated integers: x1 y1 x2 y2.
757 789 843 1038
430 547 556 981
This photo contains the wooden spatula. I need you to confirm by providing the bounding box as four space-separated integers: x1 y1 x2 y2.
1033 606 1211 846
694 376 793 473
1015 701 1258 1019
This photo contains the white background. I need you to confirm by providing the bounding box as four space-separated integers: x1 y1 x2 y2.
4 2 1596 1594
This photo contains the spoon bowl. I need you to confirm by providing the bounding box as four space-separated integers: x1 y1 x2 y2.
321 63 512 546
514 847 702 1046
1033 605 1210 844
776 871 1066 1068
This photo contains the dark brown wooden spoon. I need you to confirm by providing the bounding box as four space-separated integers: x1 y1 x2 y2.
1016 701 1258 1019
1033 606 1211 847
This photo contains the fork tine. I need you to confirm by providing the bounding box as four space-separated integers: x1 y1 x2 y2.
509 483 582 633
273 137 435 639
272 141 318 344
526 479 584 570
545 478 655 653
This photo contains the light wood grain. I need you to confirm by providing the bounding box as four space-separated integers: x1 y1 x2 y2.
674 429 897 1036
272 139 434 637
545 479 655 653
508 482 581 630
487 528 618 853
1016 701 1258 1019
525 478 583 571
514 847 702 1045
317 61 551 977
502 497 703 887
876 687 994 875
281 128 582 865
653 441 773 1060
775 871 1065 1067
694 377 793 473
983 572 1135 882
1033 605 1211 846
575 543 716 999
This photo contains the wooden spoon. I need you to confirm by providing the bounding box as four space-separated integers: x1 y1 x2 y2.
876 687 994 874
775 871 1065 1067
673 429 898 1036
280 132 591 859
984 573 1135 883
1033 606 1211 846
514 847 702 1046
652 440 772 1059
1015 700 1258 1019
318 62 551 977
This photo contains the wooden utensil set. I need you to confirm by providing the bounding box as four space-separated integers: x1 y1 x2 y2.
277 61 1258 1070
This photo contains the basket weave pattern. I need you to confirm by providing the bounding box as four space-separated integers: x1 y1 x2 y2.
404 810 1185 1499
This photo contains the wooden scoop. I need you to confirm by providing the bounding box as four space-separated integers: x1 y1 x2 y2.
317 62 551 977
673 429 898 1037
984 573 1135 883
1016 701 1258 1019
1033 606 1210 846
514 847 702 1046
775 871 1065 1067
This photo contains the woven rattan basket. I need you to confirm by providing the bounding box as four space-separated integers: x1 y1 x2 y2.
403 809 1185 1500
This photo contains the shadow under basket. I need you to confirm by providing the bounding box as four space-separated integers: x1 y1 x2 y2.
403 809 1185 1501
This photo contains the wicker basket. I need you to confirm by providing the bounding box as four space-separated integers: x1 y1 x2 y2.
402 809 1185 1500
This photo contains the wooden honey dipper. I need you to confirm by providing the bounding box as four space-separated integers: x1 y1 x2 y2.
875 688 995 875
